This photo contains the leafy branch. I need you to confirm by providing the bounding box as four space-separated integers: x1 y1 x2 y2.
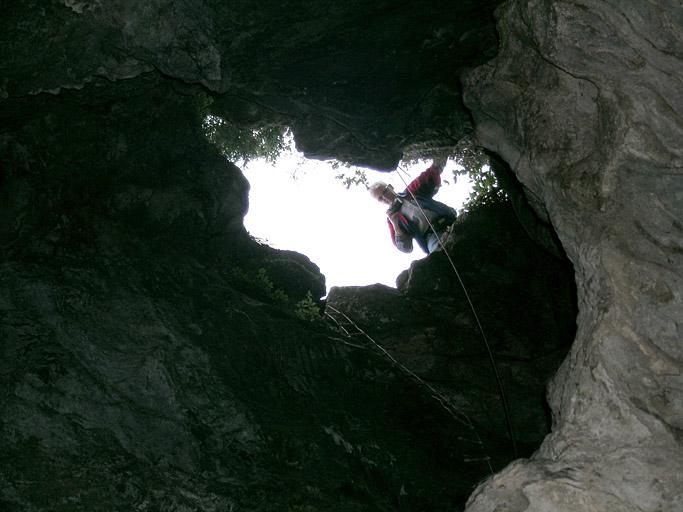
202 114 289 164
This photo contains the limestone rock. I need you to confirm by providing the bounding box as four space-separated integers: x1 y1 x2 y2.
463 1 683 510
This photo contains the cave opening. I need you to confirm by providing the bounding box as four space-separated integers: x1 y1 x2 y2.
201 109 579 479
0 80 579 511
200 104 578 445
0 73 578 510
202 117 475 292
242 148 475 293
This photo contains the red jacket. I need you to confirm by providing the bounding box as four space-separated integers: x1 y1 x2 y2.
387 164 455 253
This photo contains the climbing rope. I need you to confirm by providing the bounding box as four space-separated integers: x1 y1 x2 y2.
395 163 518 458
325 304 495 474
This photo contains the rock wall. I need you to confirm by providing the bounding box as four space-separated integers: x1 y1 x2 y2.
0 72 490 510
327 202 577 467
463 1 683 510
1 0 681 510
0 86 573 508
1 4 535 509
1 0 502 170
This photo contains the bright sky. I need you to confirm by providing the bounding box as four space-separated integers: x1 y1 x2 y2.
239 144 472 295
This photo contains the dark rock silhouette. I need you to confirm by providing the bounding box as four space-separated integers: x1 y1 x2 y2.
1 0 681 511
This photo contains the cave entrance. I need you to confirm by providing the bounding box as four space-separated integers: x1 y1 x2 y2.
201 116 578 502
235 132 474 293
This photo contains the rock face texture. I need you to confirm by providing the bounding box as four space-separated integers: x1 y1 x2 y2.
0 85 429 510
0 3 568 507
1 0 681 511
0 87 573 509
327 203 577 466
2 0 502 170
463 1 683 511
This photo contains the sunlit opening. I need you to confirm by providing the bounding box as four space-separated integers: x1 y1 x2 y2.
238 137 472 294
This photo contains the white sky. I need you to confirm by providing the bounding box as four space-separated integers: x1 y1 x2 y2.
239 144 472 295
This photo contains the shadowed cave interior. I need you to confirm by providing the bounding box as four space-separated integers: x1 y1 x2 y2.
2 1 681 511
0 76 577 510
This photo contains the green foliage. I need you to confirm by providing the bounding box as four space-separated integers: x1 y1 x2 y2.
334 167 369 189
450 136 507 213
202 114 289 164
228 266 322 322
228 266 289 304
455 165 507 213
333 136 507 212
293 292 321 322
253 268 289 304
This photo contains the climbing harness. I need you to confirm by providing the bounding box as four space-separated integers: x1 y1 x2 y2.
325 304 495 475
395 164 518 458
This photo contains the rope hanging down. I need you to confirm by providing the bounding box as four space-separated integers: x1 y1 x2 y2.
325 304 495 475
395 164 518 458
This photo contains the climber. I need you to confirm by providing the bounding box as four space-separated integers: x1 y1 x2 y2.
369 158 457 254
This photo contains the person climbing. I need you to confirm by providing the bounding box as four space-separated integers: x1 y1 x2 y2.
369 158 457 254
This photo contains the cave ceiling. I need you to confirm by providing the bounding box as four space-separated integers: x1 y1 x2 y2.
1 0 503 169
